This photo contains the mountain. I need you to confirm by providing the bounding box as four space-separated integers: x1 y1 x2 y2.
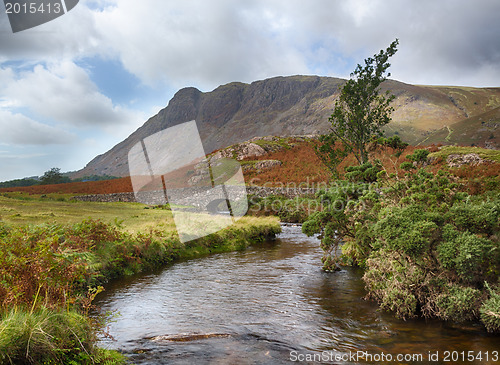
72 75 500 178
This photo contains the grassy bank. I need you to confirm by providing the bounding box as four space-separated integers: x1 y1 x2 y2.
0 195 280 364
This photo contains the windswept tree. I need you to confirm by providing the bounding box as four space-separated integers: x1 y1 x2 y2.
317 39 399 174
40 167 71 185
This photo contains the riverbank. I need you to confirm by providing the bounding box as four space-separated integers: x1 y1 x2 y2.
0 194 280 364
302 148 500 333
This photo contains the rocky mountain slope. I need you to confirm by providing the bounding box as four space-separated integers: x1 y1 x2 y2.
73 75 500 178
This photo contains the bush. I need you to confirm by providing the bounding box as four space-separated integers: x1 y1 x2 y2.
399 161 414 170
304 158 500 330
373 205 438 257
345 161 382 183
480 283 500 333
406 149 430 163
435 284 481 321
377 135 409 150
446 199 499 235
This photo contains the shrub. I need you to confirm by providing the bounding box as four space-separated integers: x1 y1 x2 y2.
304 157 500 330
480 283 500 333
435 284 481 321
345 161 382 183
385 135 409 150
406 149 430 163
446 199 499 235
399 161 414 170
373 205 438 257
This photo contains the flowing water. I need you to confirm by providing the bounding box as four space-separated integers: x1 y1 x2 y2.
95 225 499 364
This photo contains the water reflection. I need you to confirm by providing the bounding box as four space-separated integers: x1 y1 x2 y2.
95 225 499 364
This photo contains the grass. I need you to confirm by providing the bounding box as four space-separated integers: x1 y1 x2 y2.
429 145 500 163
0 193 177 234
0 195 281 363
0 308 125 364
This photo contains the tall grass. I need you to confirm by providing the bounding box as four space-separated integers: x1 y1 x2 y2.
0 307 124 364
0 216 280 363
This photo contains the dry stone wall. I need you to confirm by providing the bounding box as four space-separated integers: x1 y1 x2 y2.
72 186 318 204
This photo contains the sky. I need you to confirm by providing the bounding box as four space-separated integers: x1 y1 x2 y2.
0 0 499 181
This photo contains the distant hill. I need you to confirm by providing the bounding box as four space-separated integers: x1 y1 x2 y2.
72 75 500 178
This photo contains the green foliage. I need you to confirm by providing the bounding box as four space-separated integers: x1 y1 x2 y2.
345 161 382 183
437 231 497 283
480 283 500 333
0 178 40 188
378 135 409 150
303 157 500 330
302 181 378 270
406 149 430 163
40 168 71 185
316 39 399 173
399 161 414 171
373 205 439 257
446 199 499 235
435 284 481 322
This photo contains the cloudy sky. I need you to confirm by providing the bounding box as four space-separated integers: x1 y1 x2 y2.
0 0 499 181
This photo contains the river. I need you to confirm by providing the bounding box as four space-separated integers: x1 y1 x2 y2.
95 225 499 364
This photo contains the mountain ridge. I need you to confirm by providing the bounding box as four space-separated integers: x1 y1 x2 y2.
72 75 500 178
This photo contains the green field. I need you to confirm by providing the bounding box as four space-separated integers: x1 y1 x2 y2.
0 193 178 234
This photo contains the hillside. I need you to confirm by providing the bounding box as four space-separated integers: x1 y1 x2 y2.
68 75 500 178
4 137 498 197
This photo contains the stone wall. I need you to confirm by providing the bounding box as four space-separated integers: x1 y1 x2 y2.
71 186 318 204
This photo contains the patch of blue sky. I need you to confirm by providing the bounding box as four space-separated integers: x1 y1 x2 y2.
306 40 355 78
75 56 174 111
0 59 43 74
83 0 115 12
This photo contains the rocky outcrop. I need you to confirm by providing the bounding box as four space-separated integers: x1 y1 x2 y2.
235 143 267 160
447 153 487 167
210 142 267 161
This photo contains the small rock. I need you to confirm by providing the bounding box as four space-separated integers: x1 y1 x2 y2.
254 160 282 171
235 142 267 160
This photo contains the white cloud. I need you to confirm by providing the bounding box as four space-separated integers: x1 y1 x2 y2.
81 0 499 89
2 0 499 89
92 0 310 89
2 61 145 128
0 2 102 61
0 110 76 145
